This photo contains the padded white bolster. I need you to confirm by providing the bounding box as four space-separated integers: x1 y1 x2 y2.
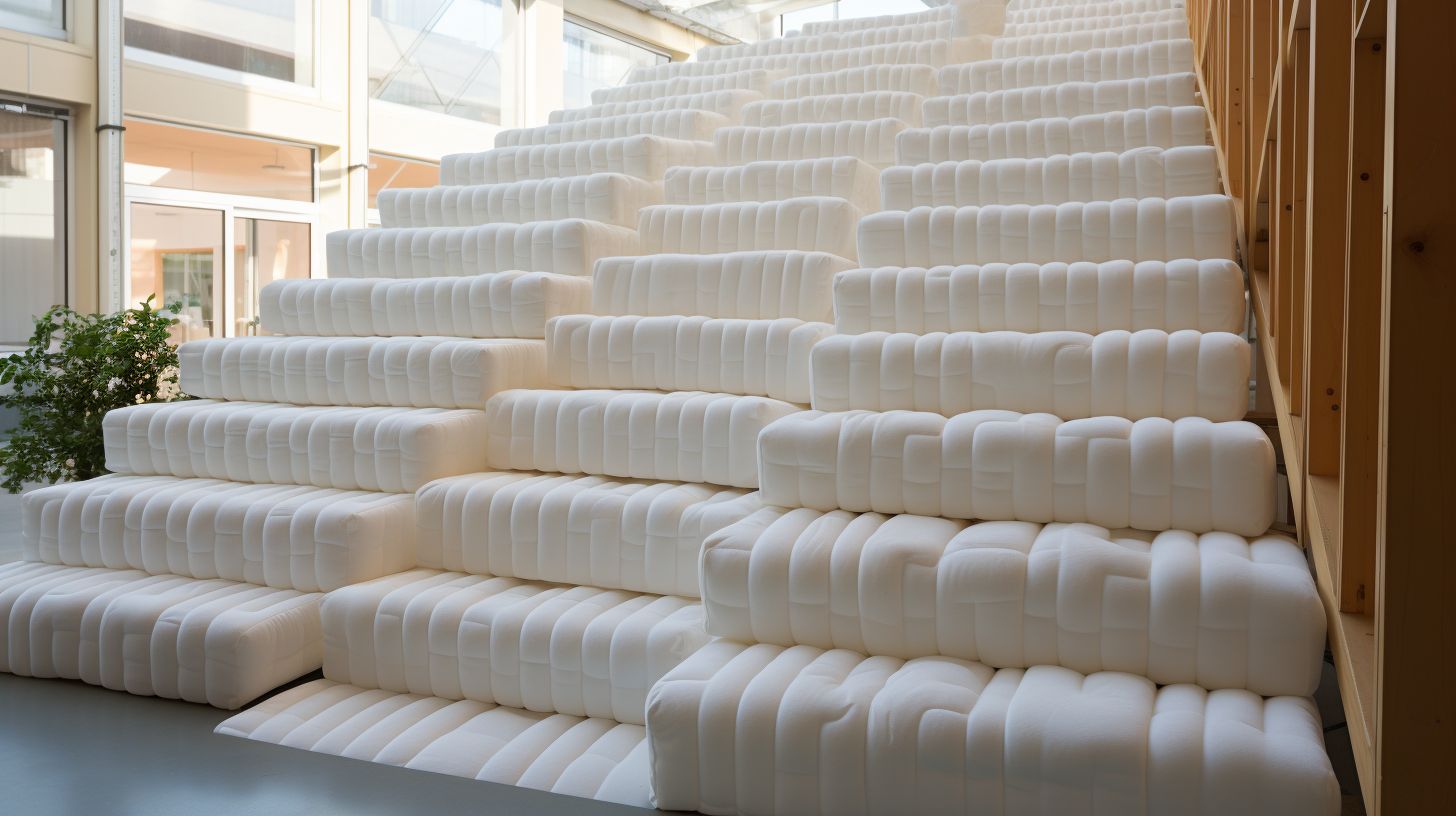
21 475 415 593
832 259 1247 335
896 105 1209 164
701 511 1325 696
486 389 799 489
417 472 761 598
756 410 1276 535
715 120 908 169
1003 8 1185 37
646 641 1339 816
923 73 1199 127
808 329 1250 421
880 145 1219 209
495 110 728 148
769 65 939 100
800 2 954 35
592 251 848 323
993 21 1190 59
217 679 653 808
546 315 833 404
743 92 923 128
440 136 714 185
103 400 488 493
320 569 710 724
699 22 955 63
591 69 782 105
377 175 662 229
1008 1 1173 25
549 89 763 125
259 272 591 339
945 38 1195 94
180 336 547 410
627 39 991 83
637 198 861 260
857 195 1237 267
325 221 640 279
664 157 881 214
0 561 321 709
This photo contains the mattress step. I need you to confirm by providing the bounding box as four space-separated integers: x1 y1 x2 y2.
589 68 784 106
591 250 846 324
1002 8 1185 38
993 20 1189 59
942 38 1196 95
548 89 763 126
743 91 925 128
664 157 881 214
895 105 1209 164
324 222 640 279
637 197 862 260
1006 1 1174 27
439 135 714 185
376 174 663 229
0 561 320 708
768 64 940 100
625 38 990 82
923 72 1200 127
697 21 957 64
716 120 909 170
495 110 727 149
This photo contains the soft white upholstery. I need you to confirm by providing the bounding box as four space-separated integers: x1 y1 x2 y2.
217 679 653 807
993 21 1190 59
646 642 1340 816
799 1 954 34
486 389 799 489
103 400 488 493
701 511 1324 696
856 196 1237 267
259 272 592 340
591 69 783 105
180 336 547 410
549 90 763 125
896 105 1210 164
325 221 640 279
923 73 1200 127
1007 1 1174 24
625 39 991 82
832 259 1247 335
716 120 908 169
880 145 1220 208
0 561 321 709
757 410 1276 536
943 38 1196 94
495 110 728 148
320 569 710 724
808 329 1250 421
377 175 662 229
743 92 923 128
21 475 415 592
664 157 881 214
546 315 833 404
591 251 848 323
440 135 714 185
769 65 939 100
1003 9 1185 37
417 472 761 598
698 23 956 63
638 198 861 260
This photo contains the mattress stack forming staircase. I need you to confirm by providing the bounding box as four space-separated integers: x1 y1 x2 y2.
2 0 1341 813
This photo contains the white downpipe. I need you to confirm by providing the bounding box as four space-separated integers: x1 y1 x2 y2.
97 0 125 313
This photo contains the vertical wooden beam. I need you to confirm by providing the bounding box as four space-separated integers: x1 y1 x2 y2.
1288 28 1310 419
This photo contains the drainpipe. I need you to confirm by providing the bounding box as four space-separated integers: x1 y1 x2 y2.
97 0 125 313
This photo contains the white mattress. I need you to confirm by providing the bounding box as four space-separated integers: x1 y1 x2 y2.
993 21 1190 59
591 69 783 105
880 145 1220 209
1007 1 1173 25
756 410 1276 536
699 22 956 63
701 511 1324 696
716 120 909 169
549 89 763 125
857 195 1237 267
1002 8 1184 37
626 38 989 81
944 38 1195 94
646 641 1339 816
923 72 1200 127
486 389 799 489
638 198 861 260
325 222 640 279
376 174 662 229
217 679 653 807
769 65 939 100
21 475 415 592
416 472 761 598
259 272 593 340
440 135 714 185
103 400 489 493
495 110 727 148
179 336 547 410
591 251 848 323
895 105 1209 164
831 259 1247 335
809 329 1249 421
664 157 881 215
742 92 924 128
799 1 954 35
0 561 320 709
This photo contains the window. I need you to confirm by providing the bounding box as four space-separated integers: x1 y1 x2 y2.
124 118 314 203
367 154 439 211
124 0 315 86
0 0 64 38
780 0 927 36
370 0 504 125
562 20 669 112
128 203 224 344
0 102 66 347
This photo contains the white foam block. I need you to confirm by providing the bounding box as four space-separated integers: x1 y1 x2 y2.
698 21 956 63
895 105 1209 164
743 92 924 128
440 135 714 185
377 175 662 229
993 20 1190 59
495 109 728 148
592 251 848 323
592 69 783 105
627 38 989 81
716 120 909 170
549 89 763 125
769 65 939 100
943 37 1195 94
664 157 881 214
923 72 1199 127
638 198 861 259
325 222 640 279
1002 8 1184 37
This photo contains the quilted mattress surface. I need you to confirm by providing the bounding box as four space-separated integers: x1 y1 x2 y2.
495 109 728 148
831 259 1247 335
742 92 924 128
103 400 488 493
591 69 783 105
700 510 1324 695
896 105 1209 164
807 329 1250 421
716 120 910 170
591 250 848 323
217 679 653 807
646 641 1339 816
757 409 1276 535
325 221 640 279
179 335 547 410
0 561 321 709
549 89 764 125
440 135 715 185
1005 2 1172 26
664 157 882 214
487 389 799 489
626 39 989 81
945 38 1195 94
800 2 954 35
856 195 1237 267
21 475 415 592
546 314 833 404
638 197 861 260
376 174 662 230
321 569 710 723
992 21 1190 59
700 22 956 63
924 73 1198 128
259 271 592 339
1001 9 1184 37
769 65 940 100
416 472 761 598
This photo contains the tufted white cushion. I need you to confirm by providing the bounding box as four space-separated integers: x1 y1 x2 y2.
590 69 783 105
494 110 728 148
993 21 1190 59
923 72 1200 127
944 38 1195 94
665 157 882 214
377 174 662 229
1007 1 1174 25
592 251 849 323
799 1 955 35
626 38 991 83
325 221 640 279
638 198 861 259
743 92 924 128
549 89 763 125
769 65 939 100
716 120 908 169
698 23 957 62
440 135 714 185
1002 8 1185 37
756 409 1276 535
896 105 1209 164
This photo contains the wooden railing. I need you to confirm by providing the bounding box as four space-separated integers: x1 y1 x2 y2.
1184 1 1453 813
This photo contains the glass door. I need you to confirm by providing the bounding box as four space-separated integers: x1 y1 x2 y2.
0 103 66 348
128 202 225 343
233 216 310 335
